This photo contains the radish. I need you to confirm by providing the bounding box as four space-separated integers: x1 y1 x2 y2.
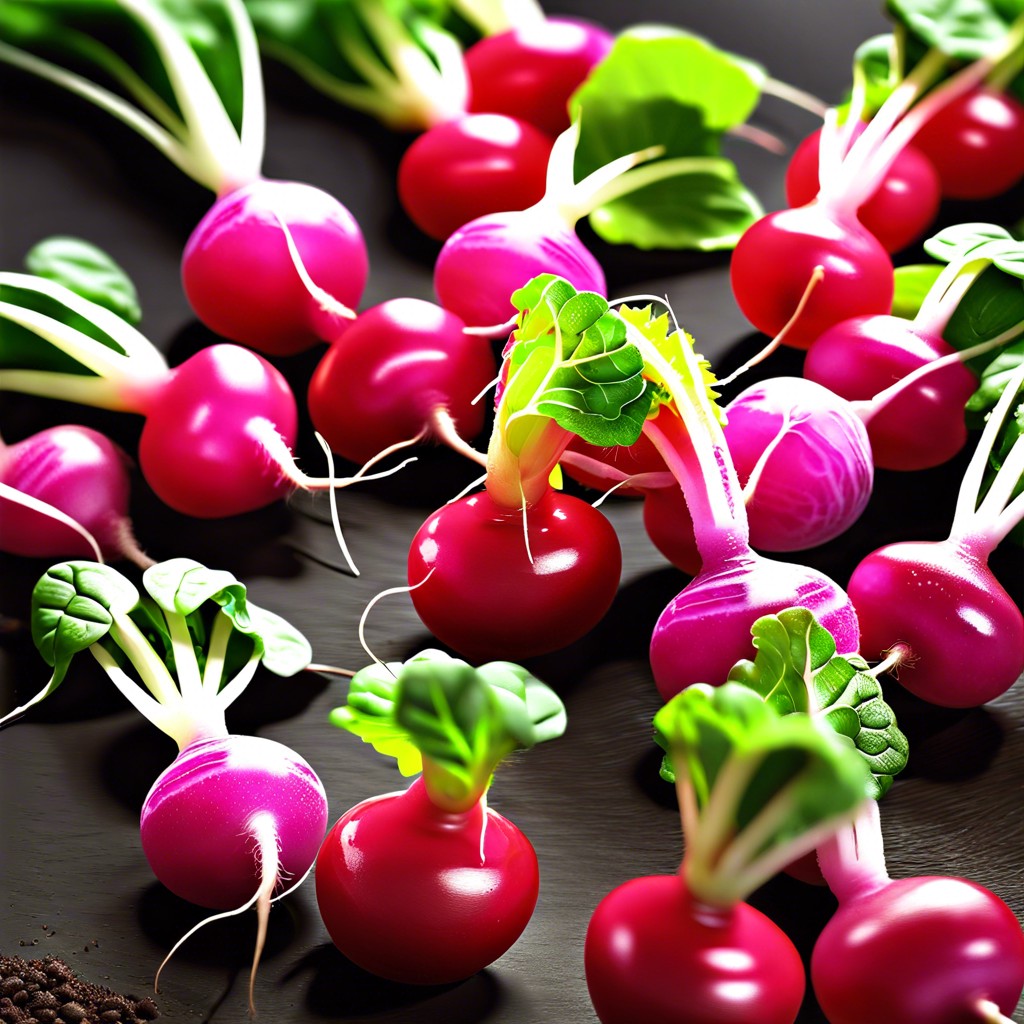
463 16 615 136
0 270 400 522
1 557 327 1013
306 296 496 468
585 681 872 1024
406 275 651 661
0 424 150 565
846 358 1024 708
813 799 1024 1024
316 648 566 984
397 113 554 241
0 0 367 355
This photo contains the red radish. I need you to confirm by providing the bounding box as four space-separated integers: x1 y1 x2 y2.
561 429 671 496
306 296 496 467
785 122 941 253
4 558 326 1014
405 275 651 661
0 273 398 524
464 17 616 137
0 0 367 355
317 650 565 984
0 424 150 565
910 86 1024 199
641 483 702 576
814 800 1024 1024
585 683 871 1024
847 360 1024 707
396 113 553 241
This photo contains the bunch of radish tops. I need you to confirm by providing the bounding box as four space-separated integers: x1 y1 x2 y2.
0 0 1022 1022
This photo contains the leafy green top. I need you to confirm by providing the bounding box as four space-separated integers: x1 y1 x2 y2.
6 558 312 748
330 649 566 813
654 682 871 907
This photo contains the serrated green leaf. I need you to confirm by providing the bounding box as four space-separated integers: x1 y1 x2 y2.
24 237 141 324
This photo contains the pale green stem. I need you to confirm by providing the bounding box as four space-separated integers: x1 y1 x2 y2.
216 649 262 710
974 432 1024 527
913 257 993 338
761 76 828 117
89 644 180 734
0 370 132 411
108 612 182 706
202 611 234 694
165 611 203 703
223 0 266 175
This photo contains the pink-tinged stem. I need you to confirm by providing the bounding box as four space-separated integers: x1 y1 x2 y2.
816 798 891 905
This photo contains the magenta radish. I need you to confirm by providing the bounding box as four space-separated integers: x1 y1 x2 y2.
463 16 615 136
405 275 651 660
0 270 398 523
585 682 871 1024
2 557 326 1013
785 121 941 253
316 649 565 984
0 0 367 355
813 799 1024 1024
396 113 554 241
0 424 151 565
847 359 1024 708
306 297 496 468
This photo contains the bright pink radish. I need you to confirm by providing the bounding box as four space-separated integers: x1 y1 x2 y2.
0 274 390 523
306 297 496 467
0 0 367 355
404 276 652 661
911 86 1024 199
5 558 324 1013
0 424 147 564
464 17 615 136
847 360 1024 707
396 113 553 241
434 123 681 326
586 683 871 1024
408 487 621 661
181 178 367 354
318 650 565 984
814 800 1024 1024
785 122 941 253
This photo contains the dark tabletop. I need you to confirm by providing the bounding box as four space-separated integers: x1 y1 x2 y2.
1 1 1023 1022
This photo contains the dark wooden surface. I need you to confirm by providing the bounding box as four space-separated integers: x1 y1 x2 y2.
2 2 1023 1021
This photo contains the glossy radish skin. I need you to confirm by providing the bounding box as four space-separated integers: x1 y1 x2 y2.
307 298 496 465
846 539 1024 708
650 551 860 700
804 315 977 471
0 425 132 559
729 204 894 350
137 343 298 519
140 734 328 910
585 874 805 1024
315 776 539 985
786 124 941 253
563 430 669 496
464 18 616 137
408 488 621 661
433 207 606 327
911 87 1024 199
181 178 368 355
397 114 553 240
812 876 1024 1024
723 377 874 551
642 485 701 577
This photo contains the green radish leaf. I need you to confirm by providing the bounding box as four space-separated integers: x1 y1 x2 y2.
892 263 944 318
885 0 1016 60
653 682 871 906
944 265 1024 377
24 237 141 324
848 34 900 115
30 561 139 693
966 336 1024 418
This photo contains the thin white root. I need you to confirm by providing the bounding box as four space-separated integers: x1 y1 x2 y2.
429 407 489 467
358 569 436 673
975 998 1014 1024
313 432 359 577
305 663 355 677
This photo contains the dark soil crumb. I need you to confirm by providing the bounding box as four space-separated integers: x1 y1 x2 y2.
0 956 158 1024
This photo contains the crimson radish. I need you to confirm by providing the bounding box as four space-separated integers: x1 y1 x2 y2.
847 359 1024 708
406 275 652 661
585 682 871 1024
0 270 397 522
1 558 326 1013
813 799 1024 1024
306 296 496 467
316 649 565 984
0 0 367 355
463 16 615 136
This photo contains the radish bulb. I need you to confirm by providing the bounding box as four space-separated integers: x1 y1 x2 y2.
316 649 566 984
2 558 326 1014
585 682 872 1024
